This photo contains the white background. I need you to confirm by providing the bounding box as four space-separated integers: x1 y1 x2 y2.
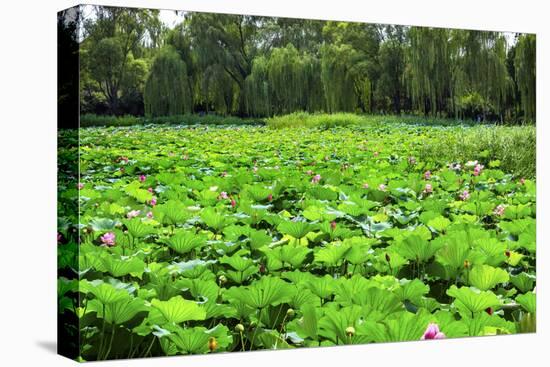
0 0 547 366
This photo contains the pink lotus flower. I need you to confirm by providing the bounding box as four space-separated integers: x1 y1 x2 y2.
473 163 484 176
311 174 321 184
330 221 337 230
378 184 387 191
77 182 84 190
424 171 431 180
520 178 526 185
408 156 417 165
421 323 446 340
146 211 153 219
459 190 470 201
424 183 433 194
219 191 229 200
100 232 116 247
362 183 369 189
147 187 154 193
230 199 236 208
267 193 273 202
493 204 506 216
127 210 141 219
150 197 157 206
57 233 63 243
139 175 146 182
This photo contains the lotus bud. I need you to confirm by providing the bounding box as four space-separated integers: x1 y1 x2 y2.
464 260 470 269
208 337 218 352
218 275 227 285
235 324 245 333
505 250 511 258
385 253 391 263
286 308 295 318
485 307 493 315
330 221 337 230
345 326 355 337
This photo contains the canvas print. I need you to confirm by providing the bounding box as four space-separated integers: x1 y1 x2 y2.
57 4 536 361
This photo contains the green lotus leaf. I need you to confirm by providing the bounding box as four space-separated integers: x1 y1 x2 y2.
318 305 367 344
263 244 311 270
277 220 315 239
468 264 509 291
357 310 432 342
471 238 507 267
97 253 146 278
224 276 295 309
153 200 193 225
122 218 156 238
393 278 430 304
446 285 501 315
89 218 117 231
244 185 272 202
427 215 451 232
124 181 153 203
201 208 233 232
220 254 255 272
516 292 536 314
510 273 536 293
393 235 442 262
351 287 403 317
150 296 206 324
435 233 471 270
306 274 336 300
88 297 147 324
164 230 207 254
168 325 232 354
294 304 320 340
79 279 132 305
314 243 351 267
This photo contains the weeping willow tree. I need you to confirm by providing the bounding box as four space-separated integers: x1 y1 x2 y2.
301 53 325 113
320 44 360 112
407 27 454 116
195 64 239 115
144 46 192 117
244 45 324 116
267 44 307 113
515 34 536 121
266 44 325 114
244 56 271 116
454 30 510 120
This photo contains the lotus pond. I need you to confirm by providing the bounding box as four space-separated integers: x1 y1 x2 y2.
58 123 536 361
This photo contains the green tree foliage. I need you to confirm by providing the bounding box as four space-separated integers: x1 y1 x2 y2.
80 6 160 115
407 28 454 116
515 34 536 121
79 6 536 123
320 44 359 112
245 56 271 116
376 26 407 113
144 47 192 116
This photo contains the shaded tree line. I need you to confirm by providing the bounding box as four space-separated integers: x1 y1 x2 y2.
78 6 536 122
